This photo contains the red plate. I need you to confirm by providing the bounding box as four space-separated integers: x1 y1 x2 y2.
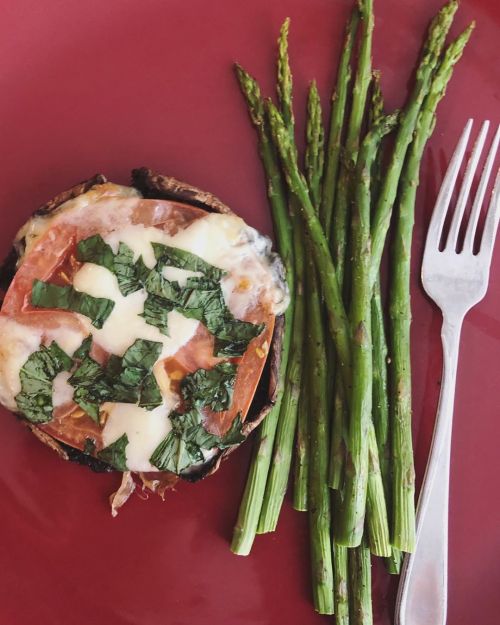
0 1 498 624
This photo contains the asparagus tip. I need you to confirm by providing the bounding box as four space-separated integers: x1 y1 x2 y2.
280 16 291 35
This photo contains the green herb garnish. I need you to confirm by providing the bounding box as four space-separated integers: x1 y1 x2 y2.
114 243 150 296
97 433 129 471
68 337 163 421
73 335 92 360
15 341 73 423
31 280 114 329
181 362 237 411
76 235 149 296
149 359 244 474
75 234 115 271
139 372 163 410
72 235 265 356
152 243 225 281
141 294 174 336
143 272 264 356
149 410 245 473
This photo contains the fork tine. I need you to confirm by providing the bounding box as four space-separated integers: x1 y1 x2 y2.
426 119 473 249
446 121 489 250
464 124 500 253
479 169 500 262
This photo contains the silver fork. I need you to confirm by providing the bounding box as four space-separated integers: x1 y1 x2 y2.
395 119 500 625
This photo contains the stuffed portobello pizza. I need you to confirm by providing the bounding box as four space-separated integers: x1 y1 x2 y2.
0 169 288 513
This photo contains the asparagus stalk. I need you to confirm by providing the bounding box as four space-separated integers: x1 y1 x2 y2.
307 253 334 614
305 81 325 208
294 80 325 511
336 112 399 547
367 70 384 189
366 421 391 556
258 192 305 534
274 219 304 520
233 65 294 280
333 543 350 625
329 380 347 489
331 0 373 280
269 17 352 381
371 284 390 503
370 0 458 287
277 18 294 136
371 282 402 569
266 87 392 552
303 81 334 613
329 0 373 491
293 368 309 512
349 543 373 625
231 65 295 555
368 72 390 497
266 99 352 385
389 21 474 553
258 19 306 532
367 71 403 570
320 7 360 235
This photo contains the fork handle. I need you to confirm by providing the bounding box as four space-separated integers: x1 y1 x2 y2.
395 313 463 625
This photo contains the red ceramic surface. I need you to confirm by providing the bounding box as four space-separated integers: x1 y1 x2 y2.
0 1 499 624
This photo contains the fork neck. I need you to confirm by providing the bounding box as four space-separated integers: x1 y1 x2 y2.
441 311 464 368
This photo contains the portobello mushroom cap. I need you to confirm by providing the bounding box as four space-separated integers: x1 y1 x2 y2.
0 169 283 482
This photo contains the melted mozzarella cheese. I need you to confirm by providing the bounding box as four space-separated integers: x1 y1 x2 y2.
52 371 75 408
102 401 173 472
0 317 43 410
162 266 202 286
72 263 200 358
104 223 168 269
44 326 88 357
0 315 88 411
102 214 288 319
15 183 141 261
161 213 289 316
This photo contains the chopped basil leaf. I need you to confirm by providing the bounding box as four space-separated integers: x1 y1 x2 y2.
144 270 183 301
219 413 246 447
212 319 265 357
149 408 209 473
140 294 173 336
69 355 112 422
181 362 237 411
69 354 103 386
76 235 149 296
152 243 225 281
143 272 264 356
114 243 149 296
97 433 129 471
15 341 72 424
75 234 115 271
73 387 100 423
149 408 245 474
120 338 162 374
149 430 204 474
139 372 163 410
68 337 163 420
73 335 92 360
31 280 114 329
105 354 122 378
